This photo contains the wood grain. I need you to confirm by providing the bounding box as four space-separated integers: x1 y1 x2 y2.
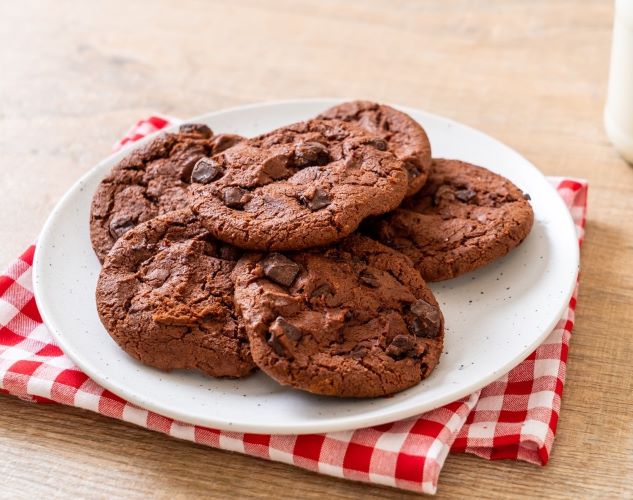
1 0 632 497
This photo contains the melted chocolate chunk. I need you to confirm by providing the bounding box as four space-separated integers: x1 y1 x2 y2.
223 187 248 209
294 141 330 167
179 150 206 182
262 154 291 179
261 253 300 287
267 332 287 356
109 215 135 239
386 334 416 359
270 316 303 342
455 188 477 202
179 123 212 138
409 299 441 338
191 157 221 184
301 187 331 211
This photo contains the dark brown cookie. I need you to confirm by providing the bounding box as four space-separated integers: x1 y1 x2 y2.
96 208 255 378
90 123 243 262
232 234 444 397
364 159 535 282
189 119 409 251
319 101 432 196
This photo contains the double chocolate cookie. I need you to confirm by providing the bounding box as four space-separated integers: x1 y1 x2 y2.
90 123 242 262
319 101 432 196
233 234 444 397
189 119 409 251
96 209 255 378
364 159 534 281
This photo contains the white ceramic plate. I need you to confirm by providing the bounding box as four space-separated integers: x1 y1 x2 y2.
32 99 579 434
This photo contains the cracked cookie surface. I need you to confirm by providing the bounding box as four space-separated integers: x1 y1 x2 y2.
96 208 255 378
232 234 444 397
189 119 409 251
90 123 243 262
364 159 534 281
319 100 432 196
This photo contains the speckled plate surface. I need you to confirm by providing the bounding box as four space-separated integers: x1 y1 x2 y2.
32 99 579 434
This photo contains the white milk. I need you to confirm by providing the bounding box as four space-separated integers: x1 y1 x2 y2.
605 0 633 163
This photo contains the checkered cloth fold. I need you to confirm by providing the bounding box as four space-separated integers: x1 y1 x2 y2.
0 117 587 494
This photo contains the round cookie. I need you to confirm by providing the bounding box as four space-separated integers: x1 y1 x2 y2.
319 100 432 196
90 123 243 262
232 234 444 397
364 159 534 282
189 119 409 251
96 208 255 378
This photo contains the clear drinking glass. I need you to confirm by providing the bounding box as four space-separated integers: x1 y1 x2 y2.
605 0 633 164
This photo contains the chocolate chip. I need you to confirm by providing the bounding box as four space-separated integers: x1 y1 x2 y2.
262 154 290 179
261 253 300 287
191 157 221 184
386 334 416 359
370 138 388 151
409 299 441 338
310 283 333 298
270 317 303 342
179 123 212 138
223 187 249 209
109 216 135 239
359 270 380 288
301 187 331 211
267 333 287 356
211 134 242 153
179 150 206 182
523 192 531 200
455 189 476 202
344 310 354 322
294 141 330 167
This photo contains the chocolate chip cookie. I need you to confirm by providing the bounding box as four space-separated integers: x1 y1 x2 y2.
319 101 432 196
232 234 444 397
90 123 243 262
189 119 409 251
96 208 255 378
364 159 534 281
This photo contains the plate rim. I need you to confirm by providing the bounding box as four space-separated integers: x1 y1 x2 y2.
32 98 579 434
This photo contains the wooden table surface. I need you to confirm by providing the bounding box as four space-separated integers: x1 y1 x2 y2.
1 0 632 498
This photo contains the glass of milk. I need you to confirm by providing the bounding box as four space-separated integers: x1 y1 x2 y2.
605 0 633 164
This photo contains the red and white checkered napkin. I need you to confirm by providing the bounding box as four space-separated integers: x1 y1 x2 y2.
0 117 588 495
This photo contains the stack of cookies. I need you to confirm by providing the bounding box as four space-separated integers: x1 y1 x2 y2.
92 101 534 398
